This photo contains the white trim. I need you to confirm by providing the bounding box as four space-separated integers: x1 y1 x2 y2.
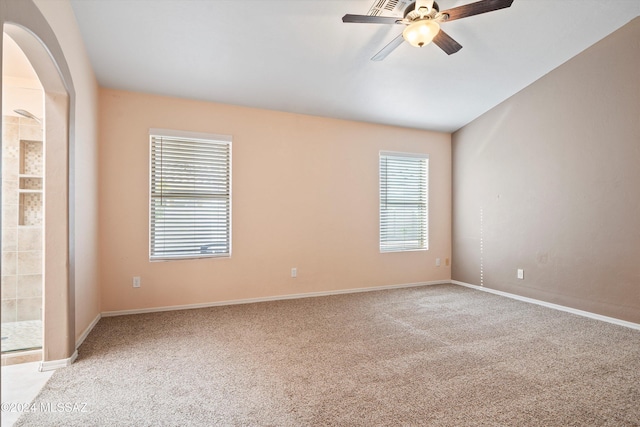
379 150 429 160
101 281 449 317
76 313 101 349
149 128 231 143
451 280 640 331
38 350 78 372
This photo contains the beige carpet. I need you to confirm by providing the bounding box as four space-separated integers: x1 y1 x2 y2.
16 284 640 426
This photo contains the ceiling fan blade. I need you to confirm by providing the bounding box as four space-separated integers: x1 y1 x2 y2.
440 0 514 22
342 14 401 24
432 29 462 55
371 33 405 61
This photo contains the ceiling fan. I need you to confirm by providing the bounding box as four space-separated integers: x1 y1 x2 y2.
342 0 514 61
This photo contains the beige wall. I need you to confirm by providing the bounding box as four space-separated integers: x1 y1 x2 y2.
452 18 640 323
33 0 101 341
99 89 451 312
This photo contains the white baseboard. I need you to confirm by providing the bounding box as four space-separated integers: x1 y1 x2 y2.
451 280 640 331
101 280 450 317
76 313 101 349
39 350 78 372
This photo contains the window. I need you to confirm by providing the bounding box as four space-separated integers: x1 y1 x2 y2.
149 129 231 260
379 152 428 252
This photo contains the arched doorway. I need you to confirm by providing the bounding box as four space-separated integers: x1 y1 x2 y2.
1 0 76 369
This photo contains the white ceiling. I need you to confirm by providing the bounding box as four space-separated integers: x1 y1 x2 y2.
69 0 639 133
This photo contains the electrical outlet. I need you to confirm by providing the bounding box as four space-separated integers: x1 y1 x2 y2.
133 276 141 288
291 268 297 278
517 269 524 280
435 258 441 267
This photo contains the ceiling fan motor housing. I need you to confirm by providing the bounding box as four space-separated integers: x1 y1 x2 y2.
405 1 439 18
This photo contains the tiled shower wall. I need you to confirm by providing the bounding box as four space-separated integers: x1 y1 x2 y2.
2 115 43 324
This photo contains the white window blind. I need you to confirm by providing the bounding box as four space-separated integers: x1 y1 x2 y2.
379 152 428 252
150 130 231 260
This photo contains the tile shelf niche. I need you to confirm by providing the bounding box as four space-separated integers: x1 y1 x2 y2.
18 176 43 192
18 140 43 227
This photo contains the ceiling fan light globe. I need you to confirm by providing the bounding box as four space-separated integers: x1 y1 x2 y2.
403 20 440 48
